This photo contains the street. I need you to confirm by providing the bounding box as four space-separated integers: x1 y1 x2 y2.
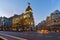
0 31 60 40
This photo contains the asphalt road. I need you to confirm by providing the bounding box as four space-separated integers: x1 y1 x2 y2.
0 31 60 40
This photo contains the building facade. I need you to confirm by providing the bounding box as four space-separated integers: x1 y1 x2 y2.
11 3 34 31
46 10 60 31
0 17 12 31
36 10 60 31
0 3 34 31
36 20 46 30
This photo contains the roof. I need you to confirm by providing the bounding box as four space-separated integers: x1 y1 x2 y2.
25 2 32 12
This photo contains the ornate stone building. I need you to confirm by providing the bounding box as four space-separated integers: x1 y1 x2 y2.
0 3 34 31
37 10 60 31
11 3 34 31
46 10 60 31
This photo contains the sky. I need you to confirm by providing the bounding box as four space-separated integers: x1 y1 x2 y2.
0 0 60 25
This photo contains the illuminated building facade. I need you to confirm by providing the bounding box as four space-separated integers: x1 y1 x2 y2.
0 3 34 31
11 3 34 31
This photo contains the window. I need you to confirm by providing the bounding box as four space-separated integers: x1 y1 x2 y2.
24 15 27 18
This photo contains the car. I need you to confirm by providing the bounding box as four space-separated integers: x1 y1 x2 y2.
37 29 48 34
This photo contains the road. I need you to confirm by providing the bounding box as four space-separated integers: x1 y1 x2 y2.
0 31 60 40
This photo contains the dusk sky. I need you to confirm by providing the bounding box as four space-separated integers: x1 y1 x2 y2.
0 0 60 25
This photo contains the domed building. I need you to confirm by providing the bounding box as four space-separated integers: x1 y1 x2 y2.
25 2 32 13
11 3 34 31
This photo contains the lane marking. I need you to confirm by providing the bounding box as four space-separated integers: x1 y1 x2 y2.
0 36 8 40
0 33 27 40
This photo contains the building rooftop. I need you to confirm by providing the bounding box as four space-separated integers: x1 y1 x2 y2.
25 2 32 12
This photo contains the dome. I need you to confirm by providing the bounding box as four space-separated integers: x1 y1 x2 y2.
26 6 32 11
25 2 32 12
